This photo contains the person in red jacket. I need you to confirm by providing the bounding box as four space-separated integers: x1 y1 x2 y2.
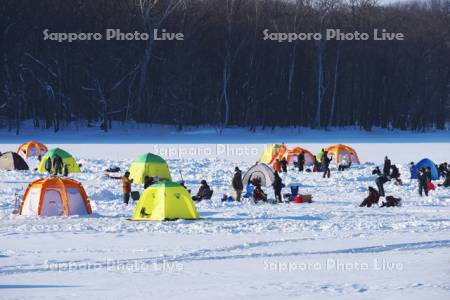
273 159 281 173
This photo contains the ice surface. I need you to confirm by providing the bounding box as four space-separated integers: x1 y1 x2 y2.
0 140 449 299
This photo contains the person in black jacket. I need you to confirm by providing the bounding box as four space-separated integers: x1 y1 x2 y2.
390 165 402 185
297 152 305 172
376 174 390 197
280 157 288 173
45 157 53 174
52 155 63 176
144 176 154 189
193 180 212 201
425 167 432 183
438 166 450 187
321 151 331 178
418 168 428 196
272 171 283 203
232 167 243 201
438 163 448 178
383 156 391 176
360 186 380 207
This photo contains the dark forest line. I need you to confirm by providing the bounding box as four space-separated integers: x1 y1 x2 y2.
0 0 449 134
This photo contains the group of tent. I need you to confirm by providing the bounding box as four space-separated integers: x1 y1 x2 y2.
6 141 444 220
19 177 199 221
259 143 361 168
11 142 198 220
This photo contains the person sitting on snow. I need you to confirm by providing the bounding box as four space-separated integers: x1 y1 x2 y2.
144 176 154 189
338 155 352 171
438 166 450 187
380 196 402 207
253 185 267 203
193 180 212 202
360 186 380 207
438 163 448 178
312 156 321 172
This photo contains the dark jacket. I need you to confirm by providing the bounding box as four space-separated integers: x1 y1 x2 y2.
253 186 266 200
144 177 154 189
425 170 432 183
272 174 283 192
298 153 305 164
280 158 288 171
377 175 390 185
232 171 243 191
418 171 428 186
53 156 63 169
383 158 391 175
390 165 400 179
321 154 331 168
360 187 380 207
197 184 211 198
45 158 53 171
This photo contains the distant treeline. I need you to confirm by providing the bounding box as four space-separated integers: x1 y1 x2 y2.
0 0 449 134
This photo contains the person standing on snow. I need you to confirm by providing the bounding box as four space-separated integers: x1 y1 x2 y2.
375 174 390 197
232 167 243 202
273 159 281 173
418 168 429 197
280 157 288 173
52 155 63 176
45 157 53 174
272 171 283 203
63 164 69 177
383 156 391 176
122 171 133 205
317 149 325 165
321 151 331 178
297 151 305 172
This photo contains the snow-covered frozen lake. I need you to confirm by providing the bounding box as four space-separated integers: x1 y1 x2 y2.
0 141 449 299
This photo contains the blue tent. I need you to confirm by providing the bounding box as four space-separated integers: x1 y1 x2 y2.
410 158 439 180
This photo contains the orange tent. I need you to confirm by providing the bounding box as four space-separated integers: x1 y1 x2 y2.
326 144 360 164
282 147 315 166
17 141 48 158
19 178 92 216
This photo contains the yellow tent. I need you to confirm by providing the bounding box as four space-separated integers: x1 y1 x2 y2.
38 148 81 173
259 144 287 164
131 181 199 221
129 153 171 184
